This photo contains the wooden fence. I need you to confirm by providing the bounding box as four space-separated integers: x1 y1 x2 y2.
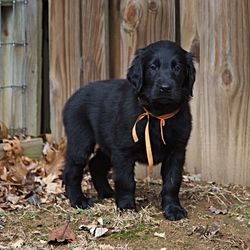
48 0 250 186
0 0 42 135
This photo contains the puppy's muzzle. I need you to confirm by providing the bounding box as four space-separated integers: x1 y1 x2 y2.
157 79 175 95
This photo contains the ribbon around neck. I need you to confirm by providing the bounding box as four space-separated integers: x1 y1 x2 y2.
132 108 180 176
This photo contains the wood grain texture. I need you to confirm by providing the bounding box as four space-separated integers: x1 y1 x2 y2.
0 1 42 135
119 0 175 77
180 0 202 176
81 0 109 83
0 7 13 130
181 0 250 186
109 0 121 79
49 0 81 142
25 0 42 135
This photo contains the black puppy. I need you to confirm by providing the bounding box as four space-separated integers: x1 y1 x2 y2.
63 40 195 220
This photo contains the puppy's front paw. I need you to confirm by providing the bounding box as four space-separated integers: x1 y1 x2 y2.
70 196 94 209
116 196 136 211
163 204 187 221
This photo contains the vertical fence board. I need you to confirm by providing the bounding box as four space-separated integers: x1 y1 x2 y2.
119 0 175 77
49 0 81 142
109 0 121 79
81 0 109 83
0 8 13 129
0 0 42 135
181 0 250 186
180 0 202 175
26 0 42 135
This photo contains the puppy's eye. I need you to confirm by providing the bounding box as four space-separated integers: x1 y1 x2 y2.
174 64 182 72
149 63 158 71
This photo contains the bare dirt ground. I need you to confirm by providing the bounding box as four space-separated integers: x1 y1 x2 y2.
1 178 250 250
0 138 249 249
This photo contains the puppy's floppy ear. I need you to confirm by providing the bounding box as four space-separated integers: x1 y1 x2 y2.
185 52 196 96
127 48 145 93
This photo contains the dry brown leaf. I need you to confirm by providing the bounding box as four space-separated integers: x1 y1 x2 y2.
46 181 64 194
44 139 66 178
45 134 54 144
0 165 7 181
43 173 58 185
21 156 33 166
48 222 76 244
7 164 28 184
189 224 223 239
3 139 22 156
209 206 228 215
44 146 56 163
3 143 11 151
6 193 20 204
2 139 23 165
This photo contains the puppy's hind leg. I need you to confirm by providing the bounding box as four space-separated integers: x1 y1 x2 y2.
63 129 95 209
89 149 114 199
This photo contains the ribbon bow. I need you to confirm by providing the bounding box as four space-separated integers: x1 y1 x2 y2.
132 108 180 176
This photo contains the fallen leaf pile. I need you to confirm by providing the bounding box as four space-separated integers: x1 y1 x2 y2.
0 135 66 209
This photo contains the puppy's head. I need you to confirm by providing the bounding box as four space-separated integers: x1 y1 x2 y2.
127 40 195 106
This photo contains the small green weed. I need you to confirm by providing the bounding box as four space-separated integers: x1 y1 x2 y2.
244 211 250 228
234 205 250 228
0 211 6 217
244 211 250 220
111 224 150 240
22 211 39 220
40 235 48 241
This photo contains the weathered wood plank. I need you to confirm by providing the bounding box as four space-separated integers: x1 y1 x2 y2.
49 0 81 142
0 0 42 136
109 0 121 79
13 2 26 133
181 0 250 186
25 0 42 135
119 0 176 77
81 0 109 83
0 7 13 131
180 0 201 176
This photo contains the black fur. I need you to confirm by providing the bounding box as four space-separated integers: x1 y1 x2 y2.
63 40 195 220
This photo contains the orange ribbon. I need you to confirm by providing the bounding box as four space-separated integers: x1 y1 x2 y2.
132 108 180 176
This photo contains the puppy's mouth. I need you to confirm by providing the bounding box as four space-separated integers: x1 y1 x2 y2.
151 95 179 104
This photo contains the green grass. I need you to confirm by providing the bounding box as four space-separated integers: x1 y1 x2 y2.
244 211 250 220
244 211 250 228
22 211 39 220
111 224 150 240
39 235 48 241
0 211 6 217
233 205 250 228
75 207 102 219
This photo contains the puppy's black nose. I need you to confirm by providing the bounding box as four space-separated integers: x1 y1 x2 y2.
159 85 172 93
